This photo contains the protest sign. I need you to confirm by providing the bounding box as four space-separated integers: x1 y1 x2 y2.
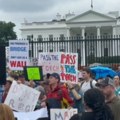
9 40 29 70
50 109 78 120
24 66 43 81
4 81 40 112
14 108 48 120
60 53 78 83
38 52 61 74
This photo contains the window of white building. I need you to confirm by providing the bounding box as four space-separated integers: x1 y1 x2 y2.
49 34 53 41
104 48 108 56
27 35 33 40
38 35 43 41
59 34 65 41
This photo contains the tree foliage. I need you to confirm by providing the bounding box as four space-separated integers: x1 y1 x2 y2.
0 21 17 43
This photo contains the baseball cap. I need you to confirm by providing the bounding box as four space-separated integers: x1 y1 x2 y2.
50 73 60 81
96 77 114 87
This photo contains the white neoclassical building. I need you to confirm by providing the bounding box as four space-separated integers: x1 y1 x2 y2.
20 10 120 66
21 10 120 39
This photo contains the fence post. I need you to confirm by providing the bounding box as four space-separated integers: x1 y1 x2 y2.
31 35 34 58
81 27 86 66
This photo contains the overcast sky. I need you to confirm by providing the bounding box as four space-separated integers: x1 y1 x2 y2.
0 0 120 38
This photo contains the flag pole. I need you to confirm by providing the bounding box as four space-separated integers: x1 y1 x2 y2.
91 0 93 9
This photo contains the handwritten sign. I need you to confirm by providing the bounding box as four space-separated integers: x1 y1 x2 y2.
9 40 29 70
4 81 40 112
14 108 48 120
60 53 78 83
39 53 61 74
50 109 78 120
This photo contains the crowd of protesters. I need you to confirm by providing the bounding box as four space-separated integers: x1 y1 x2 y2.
1 66 120 120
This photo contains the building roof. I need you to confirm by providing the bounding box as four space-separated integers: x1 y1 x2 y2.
66 10 116 23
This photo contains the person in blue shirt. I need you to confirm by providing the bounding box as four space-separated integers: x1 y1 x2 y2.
114 75 120 96
66 81 84 113
117 66 120 77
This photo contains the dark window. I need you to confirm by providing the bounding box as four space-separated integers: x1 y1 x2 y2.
49 49 53 52
76 34 81 40
104 48 108 56
38 50 43 52
59 34 65 41
49 35 53 41
27 35 32 40
27 35 33 41
60 49 65 52
38 35 43 41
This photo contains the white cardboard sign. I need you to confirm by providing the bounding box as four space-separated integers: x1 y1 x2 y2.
60 53 78 83
14 108 48 120
4 81 40 112
50 109 78 120
39 52 61 74
9 40 29 70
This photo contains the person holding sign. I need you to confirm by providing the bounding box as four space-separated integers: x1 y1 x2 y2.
17 74 36 88
66 81 84 113
41 73 74 119
81 68 97 95
2 77 14 103
47 73 74 108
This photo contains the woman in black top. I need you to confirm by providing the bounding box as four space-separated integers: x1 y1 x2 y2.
70 88 114 120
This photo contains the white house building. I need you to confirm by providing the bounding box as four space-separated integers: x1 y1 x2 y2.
20 10 120 66
21 10 120 39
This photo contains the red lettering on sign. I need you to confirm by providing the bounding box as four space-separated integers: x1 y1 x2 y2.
45 65 59 71
61 54 76 64
10 61 26 67
61 73 76 82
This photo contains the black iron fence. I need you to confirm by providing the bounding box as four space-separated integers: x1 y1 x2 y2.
1 35 120 69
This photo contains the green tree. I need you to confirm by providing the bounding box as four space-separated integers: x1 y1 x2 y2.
0 21 17 43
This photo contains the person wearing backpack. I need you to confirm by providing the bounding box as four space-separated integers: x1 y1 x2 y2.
46 73 74 108
81 68 97 95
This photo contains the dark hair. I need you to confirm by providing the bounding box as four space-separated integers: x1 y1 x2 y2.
70 114 81 120
46 73 51 79
84 88 114 120
36 118 49 120
82 67 94 78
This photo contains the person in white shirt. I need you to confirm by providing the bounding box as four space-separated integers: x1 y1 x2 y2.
81 68 97 95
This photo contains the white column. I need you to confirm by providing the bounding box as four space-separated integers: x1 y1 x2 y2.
97 26 101 57
81 27 86 66
67 28 70 38
113 26 116 36
82 27 85 39
97 26 101 38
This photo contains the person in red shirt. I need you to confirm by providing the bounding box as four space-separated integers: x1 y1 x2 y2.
41 73 74 108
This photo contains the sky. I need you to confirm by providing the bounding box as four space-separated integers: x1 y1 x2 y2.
0 0 120 38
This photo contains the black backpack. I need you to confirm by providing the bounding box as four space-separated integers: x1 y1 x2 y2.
80 80 93 89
